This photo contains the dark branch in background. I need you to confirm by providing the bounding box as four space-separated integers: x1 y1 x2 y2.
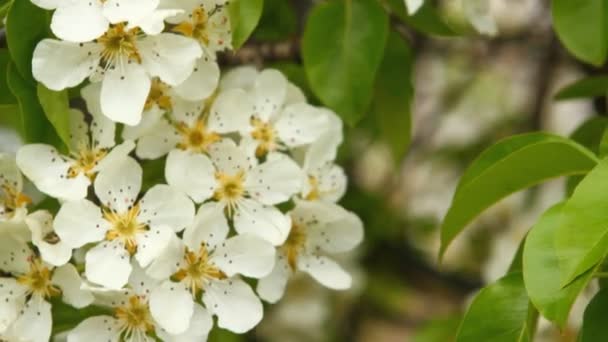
528 34 560 131
218 38 301 67
0 29 6 49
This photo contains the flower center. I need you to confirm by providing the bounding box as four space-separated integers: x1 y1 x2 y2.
17 258 60 299
68 147 108 180
173 245 226 296
213 171 245 215
0 184 31 219
173 7 211 45
97 23 141 66
115 296 155 335
250 117 277 157
305 176 320 201
281 222 307 271
104 205 147 255
144 79 172 111
176 119 221 153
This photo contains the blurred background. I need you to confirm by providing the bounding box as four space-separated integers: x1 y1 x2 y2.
0 0 600 341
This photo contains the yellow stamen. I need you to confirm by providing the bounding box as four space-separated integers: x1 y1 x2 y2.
1 183 31 218
176 118 221 153
17 258 61 299
97 23 142 66
250 117 277 157
67 148 108 180
173 7 210 45
281 222 307 271
103 205 147 255
145 78 173 111
305 176 320 201
173 245 226 296
115 296 155 334
212 171 245 216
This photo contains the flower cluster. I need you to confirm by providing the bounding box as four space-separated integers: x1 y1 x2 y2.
1 1 363 338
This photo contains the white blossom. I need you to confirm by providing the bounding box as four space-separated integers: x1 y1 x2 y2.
0 154 31 241
257 201 363 303
53 157 194 289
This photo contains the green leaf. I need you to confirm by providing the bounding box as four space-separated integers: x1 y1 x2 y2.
302 0 388 125
551 0 608 66
228 0 264 49
0 49 17 104
7 62 61 146
51 299 112 335
555 76 608 100
456 272 534 342
567 117 608 195
253 0 296 41
5 0 49 82
440 133 598 258
372 31 413 162
580 288 608 342
600 126 608 158
37 83 71 148
556 158 608 285
523 203 597 328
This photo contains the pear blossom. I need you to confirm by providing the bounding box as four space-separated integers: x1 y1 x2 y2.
32 21 203 125
26 210 73 267
146 202 275 334
31 0 167 43
0 233 93 341
166 139 301 245
16 107 134 200
210 69 328 158
405 0 424 14
53 157 194 289
257 201 363 303
68 263 206 340
0 154 31 232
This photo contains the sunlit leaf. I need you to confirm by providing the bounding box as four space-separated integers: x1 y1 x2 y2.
229 0 264 49
37 83 71 148
555 76 608 100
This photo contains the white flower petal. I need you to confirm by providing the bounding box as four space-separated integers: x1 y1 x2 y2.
27 210 72 266
150 281 194 334
285 82 306 105
210 234 275 278
275 103 328 147
315 164 347 202
251 69 287 121
52 264 95 308
0 278 27 332
134 225 173 268
32 39 99 91
405 0 424 14
128 261 160 295
234 199 291 246
0 234 33 274
128 9 182 35
68 109 89 151
165 149 215 203
100 62 151 126
122 106 165 141
208 139 251 175
135 118 180 159
183 202 228 251
146 233 184 280
0 154 21 190
173 57 220 101
94 141 135 175
207 88 253 134
245 153 302 205
463 0 498 35
297 254 351 290
51 1 108 42
139 33 202 86
256 254 289 303
94 157 142 213
219 66 258 91
171 97 203 126
54 199 109 248
16 144 90 201
67 316 121 342
304 108 343 169
7 298 52 342
103 0 160 23
203 278 263 333
156 303 212 342
138 184 194 232
85 240 132 289
30 0 69 10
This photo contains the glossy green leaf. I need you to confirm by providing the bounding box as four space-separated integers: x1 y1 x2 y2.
599 127 608 158
372 31 413 162
0 49 17 104
6 0 49 81
557 158 608 285
51 298 112 335
302 0 388 125
413 316 461 342
551 0 608 66
229 0 264 49
555 76 608 100
440 133 598 258
567 117 608 195
7 62 61 146
523 203 597 328
580 288 608 342
456 272 534 342
37 83 71 148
